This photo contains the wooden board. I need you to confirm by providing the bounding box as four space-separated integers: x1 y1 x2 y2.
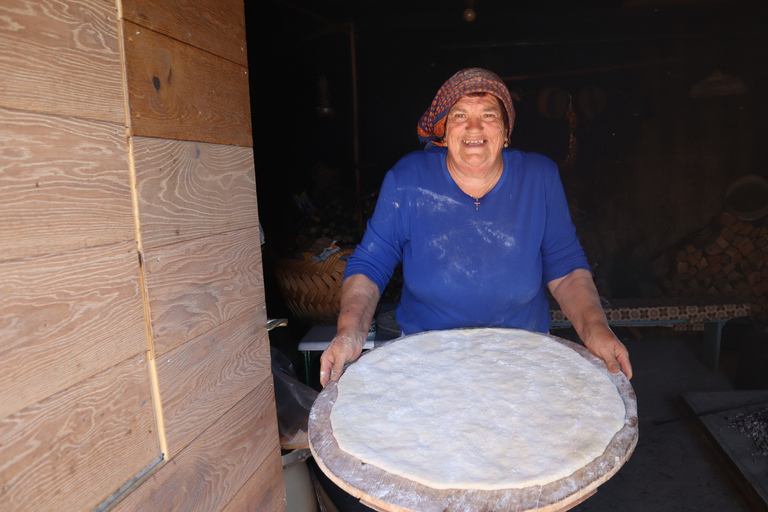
123 20 252 146
220 447 287 512
309 331 638 512
121 0 248 66
0 241 147 419
111 375 282 512
0 108 133 261
0 354 158 512
143 226 265 355
133 137 258 250
158 306 270 458
0 0 124 123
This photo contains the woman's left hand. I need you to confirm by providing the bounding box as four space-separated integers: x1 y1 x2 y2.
583 328 633 379
549 269 633 379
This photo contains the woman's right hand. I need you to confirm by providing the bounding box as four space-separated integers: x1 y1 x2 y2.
319 329 366 387
320 274 380 387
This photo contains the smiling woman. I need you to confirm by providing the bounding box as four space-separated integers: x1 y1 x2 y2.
444 93 507 200
318 67 632 389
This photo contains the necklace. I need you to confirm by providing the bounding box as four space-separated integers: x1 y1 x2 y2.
470 178 497 210
446 158 502 210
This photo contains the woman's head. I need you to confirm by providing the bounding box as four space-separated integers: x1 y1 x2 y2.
417 68 515 148
443 92 508 172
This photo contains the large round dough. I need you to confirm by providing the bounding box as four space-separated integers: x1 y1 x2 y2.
330 328 626 490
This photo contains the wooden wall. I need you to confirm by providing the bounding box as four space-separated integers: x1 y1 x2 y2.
0 0 285 511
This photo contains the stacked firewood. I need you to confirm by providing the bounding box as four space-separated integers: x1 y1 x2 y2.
657 212 768 320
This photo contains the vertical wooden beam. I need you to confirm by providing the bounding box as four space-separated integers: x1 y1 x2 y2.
117 4 170 460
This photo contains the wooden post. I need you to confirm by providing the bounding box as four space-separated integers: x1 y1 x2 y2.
350 23 363 239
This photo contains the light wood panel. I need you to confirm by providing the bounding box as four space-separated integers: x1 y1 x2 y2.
121 0 248 66
133 137 258 250
0 241 146 419
220 450 286 512
111 376 282 512
0 0 124 123
143 227 264 355
122 20 252 146
0 108 133 262
159 307 270 458
0 354 158 512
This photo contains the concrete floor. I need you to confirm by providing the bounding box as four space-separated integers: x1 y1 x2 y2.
568 328 757 512
307 327 766 512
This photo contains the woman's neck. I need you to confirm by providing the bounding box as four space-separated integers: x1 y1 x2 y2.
446 155 504 199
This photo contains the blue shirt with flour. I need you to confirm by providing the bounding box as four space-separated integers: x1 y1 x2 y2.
344 146 589 335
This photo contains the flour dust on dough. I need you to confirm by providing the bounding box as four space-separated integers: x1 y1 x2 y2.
330 328 626 490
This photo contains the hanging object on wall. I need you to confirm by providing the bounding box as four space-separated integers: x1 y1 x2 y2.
578 85 607 120
537 87 578 168
316 75 335 116
689 71 748 98
537 87 570 119
562 95 578 169
463 0 476 22
724 175 768 221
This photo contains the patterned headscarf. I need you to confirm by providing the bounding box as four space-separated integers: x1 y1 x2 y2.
417 68 515 148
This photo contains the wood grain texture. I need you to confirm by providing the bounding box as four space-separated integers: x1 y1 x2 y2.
143 227 265 355
0 108 134 262
159 306 270 458
0 0 124 122
220 448 286 512
0 241 147 419
0 354 158 512
123 20 252 146
133 137 258 250
121 0 248 66
111 376 282 512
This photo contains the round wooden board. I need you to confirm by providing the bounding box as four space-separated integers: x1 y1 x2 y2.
309 329 638 512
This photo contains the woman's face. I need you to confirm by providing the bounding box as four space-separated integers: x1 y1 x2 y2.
444 94 507 173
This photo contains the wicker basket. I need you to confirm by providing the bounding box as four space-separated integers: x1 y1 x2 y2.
274 248 354 325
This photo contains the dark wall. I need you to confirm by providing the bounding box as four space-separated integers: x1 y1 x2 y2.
248 0 768 311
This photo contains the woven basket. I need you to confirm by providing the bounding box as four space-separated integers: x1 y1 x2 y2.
274 248 354 325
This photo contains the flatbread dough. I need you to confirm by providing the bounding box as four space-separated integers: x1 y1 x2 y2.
330 328 626 490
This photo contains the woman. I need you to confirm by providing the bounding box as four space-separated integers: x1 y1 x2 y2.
320 68 631 386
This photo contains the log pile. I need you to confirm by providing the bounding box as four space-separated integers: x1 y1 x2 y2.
657 212 768 321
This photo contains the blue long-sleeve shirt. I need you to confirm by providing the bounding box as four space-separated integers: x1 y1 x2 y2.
344 146 589 335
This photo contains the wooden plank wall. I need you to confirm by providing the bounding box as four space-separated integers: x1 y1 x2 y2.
0 0 285 510
0 1 157 511
115 0 285 508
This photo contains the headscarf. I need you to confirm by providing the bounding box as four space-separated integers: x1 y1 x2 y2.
417 68 515 148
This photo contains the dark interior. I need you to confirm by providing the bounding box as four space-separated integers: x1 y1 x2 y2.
248 0 768 363
248 2 768 509
249 0 767 318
